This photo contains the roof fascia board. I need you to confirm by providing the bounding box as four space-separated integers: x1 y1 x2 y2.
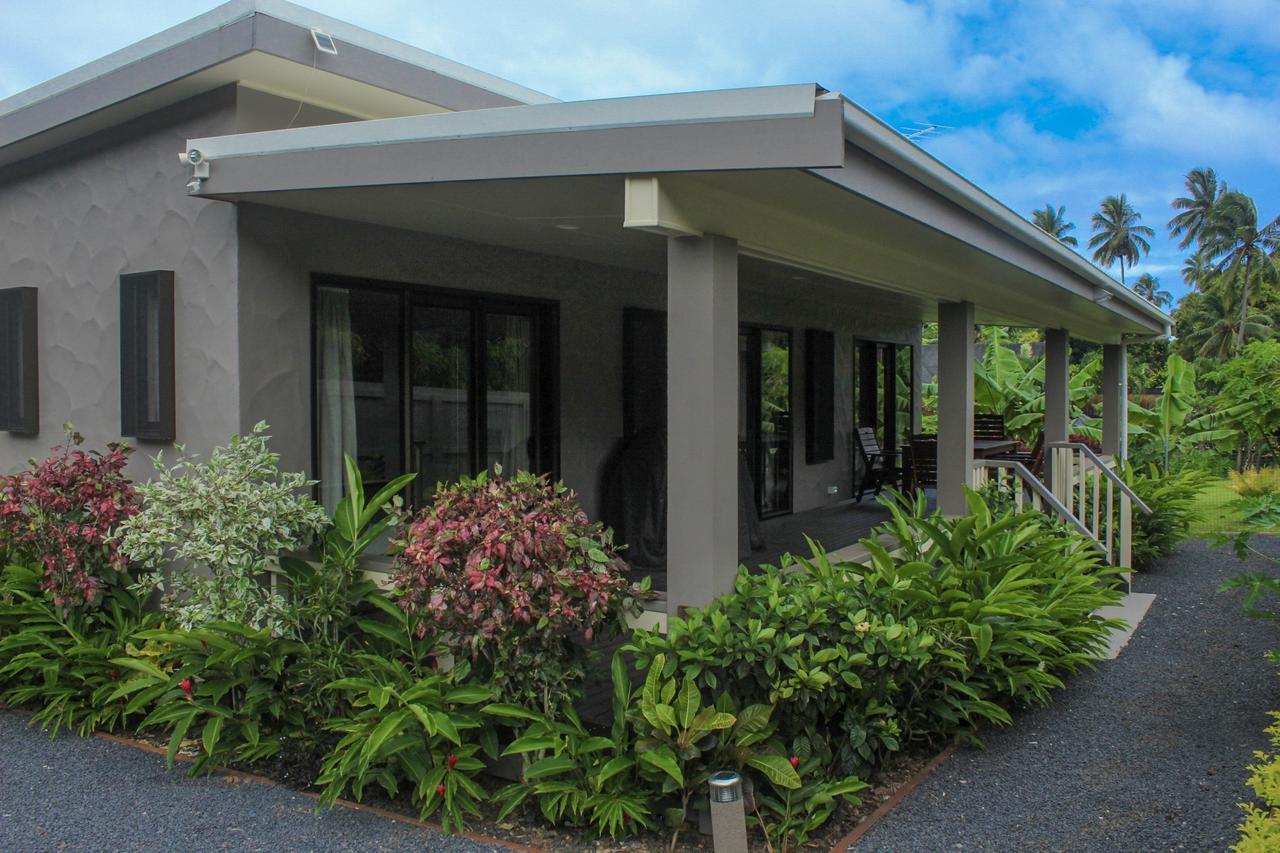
0 17 255 150
188 84 825 159
187 88 844 194
836 98 1170 334
0 0 258 117
245 0 556 106
0 0 557 160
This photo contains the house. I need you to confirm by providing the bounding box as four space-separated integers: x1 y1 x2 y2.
0 1 1170 619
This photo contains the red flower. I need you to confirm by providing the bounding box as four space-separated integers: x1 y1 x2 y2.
789 756 800 770
447 754 457 769
180 678 194 700
436 783 447 797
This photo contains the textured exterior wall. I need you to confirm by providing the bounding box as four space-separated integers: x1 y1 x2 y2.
236 204 919 518
0 88 242 478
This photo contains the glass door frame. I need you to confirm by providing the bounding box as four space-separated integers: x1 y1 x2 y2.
852 338 916 492
310 274 559 505
740 322 794 519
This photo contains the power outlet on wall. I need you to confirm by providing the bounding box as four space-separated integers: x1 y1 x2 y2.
827 485 840 495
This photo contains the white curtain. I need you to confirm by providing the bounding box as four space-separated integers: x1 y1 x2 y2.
486 315 532 473
317 288 357 512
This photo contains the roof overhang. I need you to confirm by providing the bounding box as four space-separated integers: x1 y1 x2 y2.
0 0 555 170
181 83 1170 343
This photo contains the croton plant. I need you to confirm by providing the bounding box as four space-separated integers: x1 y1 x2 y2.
0 428 138 611
391 467 641 714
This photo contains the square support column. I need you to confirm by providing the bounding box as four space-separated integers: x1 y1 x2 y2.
937 301 975 517
1044 328 1071 496
666 234 738 617
1102 343 1128 459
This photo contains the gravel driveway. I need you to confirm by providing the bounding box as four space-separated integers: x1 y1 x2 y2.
0 711 511 852
852 538 1280 851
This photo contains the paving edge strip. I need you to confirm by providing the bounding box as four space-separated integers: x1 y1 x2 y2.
829 744 957 851
0 710 540 853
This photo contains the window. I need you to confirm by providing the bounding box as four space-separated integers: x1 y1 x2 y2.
0 287 38 434
120 271 175 441
804 328 835 464
739 325 793 518
313 277 557 511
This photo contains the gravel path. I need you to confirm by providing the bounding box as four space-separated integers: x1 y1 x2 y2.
853 538 1280 852
0 711 509 852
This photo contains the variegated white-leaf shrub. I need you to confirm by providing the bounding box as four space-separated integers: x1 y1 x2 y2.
113 422 329 633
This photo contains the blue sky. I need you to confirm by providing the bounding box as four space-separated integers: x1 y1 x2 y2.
3 0 1277 304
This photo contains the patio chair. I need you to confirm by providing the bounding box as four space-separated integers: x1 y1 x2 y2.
908 434 938 490
973 413 1009 441
854 426 901 502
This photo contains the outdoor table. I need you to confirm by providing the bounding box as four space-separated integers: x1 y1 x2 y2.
973 438 1019 458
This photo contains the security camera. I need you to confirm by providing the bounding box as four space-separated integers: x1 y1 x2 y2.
178 149 205 167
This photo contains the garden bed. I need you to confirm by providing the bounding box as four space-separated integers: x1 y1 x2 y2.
11 703 949 852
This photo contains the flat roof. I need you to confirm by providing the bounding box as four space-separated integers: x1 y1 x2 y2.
183 83 1169 338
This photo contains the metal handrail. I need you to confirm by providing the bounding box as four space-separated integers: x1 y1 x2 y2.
973 459 1105 550
1046 442 1152 515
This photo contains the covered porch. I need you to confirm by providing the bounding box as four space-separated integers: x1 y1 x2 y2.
184 83 1170 618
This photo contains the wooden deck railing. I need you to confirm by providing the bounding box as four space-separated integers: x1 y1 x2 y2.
971 442 1152 568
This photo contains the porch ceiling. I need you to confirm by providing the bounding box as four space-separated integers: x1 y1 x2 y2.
208 168 1142 340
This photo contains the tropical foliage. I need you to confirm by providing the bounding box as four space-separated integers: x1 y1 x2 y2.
1089 193 1154 285
1031 204 1078 246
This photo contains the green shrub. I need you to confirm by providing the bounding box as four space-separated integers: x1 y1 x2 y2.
0 563 161 737
485 653 655 839
316 656 493 834
115 621 307 776
1236 712 1280 852
631 490 1123 784
1121 463 1215 568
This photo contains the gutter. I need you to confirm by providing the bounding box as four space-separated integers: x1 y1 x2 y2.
832 95 1172 337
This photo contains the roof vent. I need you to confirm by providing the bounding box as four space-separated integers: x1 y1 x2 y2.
310 28 338 55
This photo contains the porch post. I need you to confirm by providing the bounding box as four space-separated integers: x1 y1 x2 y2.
1102 343 1128 459
936 301 975 516
666 234 739 617
1043 328 1070 446
1044 328 1070 498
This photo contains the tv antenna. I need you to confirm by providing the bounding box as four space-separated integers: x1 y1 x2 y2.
900 121 954 141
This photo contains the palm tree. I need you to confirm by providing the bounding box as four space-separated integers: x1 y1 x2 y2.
1089 194 1155 285
1031 204 1078 246
1181 288 1272 359
1200 190 1280 348
1182 250 1215 291
1168 167 1225 249
1132 273 1172 309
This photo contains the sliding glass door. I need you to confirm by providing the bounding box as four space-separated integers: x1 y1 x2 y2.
314 278 556 511
853 339 916 485
740 325 793 518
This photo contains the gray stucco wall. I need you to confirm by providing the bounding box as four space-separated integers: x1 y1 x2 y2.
235 204 918 519
0 84 363 479
0 88 243 478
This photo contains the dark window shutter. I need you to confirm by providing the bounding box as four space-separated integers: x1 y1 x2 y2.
120 271 175 442
0 287 38 434
804 328 835 463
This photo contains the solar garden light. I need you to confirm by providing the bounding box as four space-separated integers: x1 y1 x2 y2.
708 770 748 853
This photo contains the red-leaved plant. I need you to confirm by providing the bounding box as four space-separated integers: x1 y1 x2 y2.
390 468 639 714
0 428 138 611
